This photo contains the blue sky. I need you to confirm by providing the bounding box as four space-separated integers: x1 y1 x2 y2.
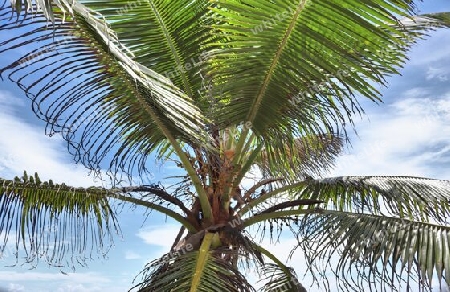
0 1 450 291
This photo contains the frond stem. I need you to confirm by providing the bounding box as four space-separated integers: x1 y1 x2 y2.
111 193 196 232
238 181 306 216
120 186 192 216
252 242 292 279
242 209 318 228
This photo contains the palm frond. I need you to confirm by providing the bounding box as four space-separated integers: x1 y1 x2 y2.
0 171 119 267
209 0 412 128
297 176 450 223
208 1 447 169
399 12 450 29
253 242 306 292
256 133 344 183
7 0 56 22
114 188 197 232
133 236 255 292
0 1 209 177
0 172 203 267
81 0 213 105
297 210 450 291
258 263 306 292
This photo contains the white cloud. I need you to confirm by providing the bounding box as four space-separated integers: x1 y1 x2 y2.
0 271 110 283
331 92 450 179
136 224 181 249
0 91 24 109
240 166 262 191
125 250 142 260
0 90 103 187
427 66 449 81
55 284 103 292
0 271 131 292
401 87 430 99
7 283 24 292
407 29 450 66
0 271 133 292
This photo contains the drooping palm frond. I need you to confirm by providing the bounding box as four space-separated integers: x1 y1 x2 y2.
7 0 59 23
258 263 306 292
297 210 450 291
207 1 449 170
0 1 210 178
0 171 119 267
133 233 255 292
0 171 203 267
237 175 450 290
295 176 450 223
1 1 450 291
400 12 450 30
115 186 198 232
241 176 450 225
80 0 213 105
256 134 344 183
252 242 306 292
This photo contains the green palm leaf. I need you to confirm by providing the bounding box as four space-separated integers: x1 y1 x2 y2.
81 0 212 104
253 242 306 292
256 134 344 183
258 263 306 292
0 171 202 267
0 171 119 267
1 1 450 292
400 13 450 29
299 176 450 223
209 1 407 130
208 1 449 168
298 210 450 290
0 2 209 177
134 233 255 292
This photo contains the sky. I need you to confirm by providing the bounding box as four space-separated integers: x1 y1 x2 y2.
0 1 450 292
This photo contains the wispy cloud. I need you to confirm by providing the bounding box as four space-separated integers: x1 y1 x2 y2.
136 224 181 250
426 66 449 81
0 271 110 283
6 283 24 292
331 91 450 179
0 90 102 187
0 271 131 292
125 250 142 260
407 30 450 66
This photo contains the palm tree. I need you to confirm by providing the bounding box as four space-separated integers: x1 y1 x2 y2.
1 0 450 291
